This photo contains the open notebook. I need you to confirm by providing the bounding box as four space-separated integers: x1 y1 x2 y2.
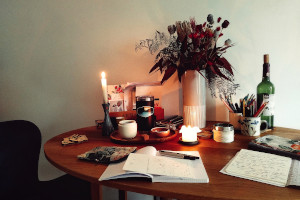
220 149 300 187
99 146 209 183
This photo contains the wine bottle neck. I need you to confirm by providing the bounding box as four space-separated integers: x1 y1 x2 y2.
262 63 270 80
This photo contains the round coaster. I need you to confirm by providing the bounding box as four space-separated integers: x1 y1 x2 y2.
178 137 199 146
197 131 213 139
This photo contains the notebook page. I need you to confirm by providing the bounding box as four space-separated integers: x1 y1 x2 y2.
123 153 195 179
152 151 209 183
221 149 292 187
147 156 195 178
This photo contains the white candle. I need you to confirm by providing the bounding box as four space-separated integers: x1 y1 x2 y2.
101 72 108 104
180 125 199 142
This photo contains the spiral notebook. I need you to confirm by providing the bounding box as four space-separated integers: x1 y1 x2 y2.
220 149 300 187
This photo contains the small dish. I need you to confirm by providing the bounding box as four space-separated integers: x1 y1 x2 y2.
151 127 170 138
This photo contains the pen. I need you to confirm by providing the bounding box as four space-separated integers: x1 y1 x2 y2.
159 150 199 160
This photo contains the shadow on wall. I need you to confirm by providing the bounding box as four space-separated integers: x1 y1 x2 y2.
206 94 228 122
161 88 181 118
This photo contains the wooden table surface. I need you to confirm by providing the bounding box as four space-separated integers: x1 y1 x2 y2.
44 122 300 200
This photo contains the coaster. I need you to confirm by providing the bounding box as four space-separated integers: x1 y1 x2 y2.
197 131 213 139
178 137 199 146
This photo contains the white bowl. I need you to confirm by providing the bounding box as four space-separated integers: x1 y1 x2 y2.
118 120 137 139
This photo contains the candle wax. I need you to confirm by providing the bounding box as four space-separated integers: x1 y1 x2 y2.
101 72 108 104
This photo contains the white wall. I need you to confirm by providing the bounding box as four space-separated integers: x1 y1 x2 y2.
1 0 300 199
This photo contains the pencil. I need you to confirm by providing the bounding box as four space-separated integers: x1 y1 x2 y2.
253 102 269 117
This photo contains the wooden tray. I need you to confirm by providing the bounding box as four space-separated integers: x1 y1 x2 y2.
110 130 178 144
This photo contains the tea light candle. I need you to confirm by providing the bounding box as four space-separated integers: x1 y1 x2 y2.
180 125 200 142
101 72 108 104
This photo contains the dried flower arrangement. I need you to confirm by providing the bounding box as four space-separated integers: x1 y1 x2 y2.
136 14 239 97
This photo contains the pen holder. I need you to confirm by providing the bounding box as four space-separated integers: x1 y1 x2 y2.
229 111 242 131
102 103 114 136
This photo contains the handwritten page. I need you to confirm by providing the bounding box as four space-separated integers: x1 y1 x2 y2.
123 153 195 179
221 149 292 187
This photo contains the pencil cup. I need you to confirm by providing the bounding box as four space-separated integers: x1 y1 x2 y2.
239 117 268 136
229 112 242 131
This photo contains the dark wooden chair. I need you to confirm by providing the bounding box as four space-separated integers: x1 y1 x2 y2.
0 120 91 200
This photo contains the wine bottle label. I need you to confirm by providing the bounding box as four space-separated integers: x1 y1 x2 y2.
262 94 275 116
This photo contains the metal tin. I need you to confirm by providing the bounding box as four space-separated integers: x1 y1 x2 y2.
213 123 234 143
213 123 234 131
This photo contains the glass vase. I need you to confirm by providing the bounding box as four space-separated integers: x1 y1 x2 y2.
181 70 206 128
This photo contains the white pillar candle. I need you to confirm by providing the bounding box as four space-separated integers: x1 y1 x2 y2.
101 72 108 104
180 125 199 142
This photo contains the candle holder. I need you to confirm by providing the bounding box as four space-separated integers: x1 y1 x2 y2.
102 103 114 136
179 125 200 146
178 137 199 146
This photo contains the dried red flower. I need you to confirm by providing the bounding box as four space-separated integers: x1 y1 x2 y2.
219 33 223 37
168 25 176 34
222 20 230 28
207 61 213 66
217 17 221 23
190 18 196 31
188 33 198 39
196 24 202 33
216 27 221 31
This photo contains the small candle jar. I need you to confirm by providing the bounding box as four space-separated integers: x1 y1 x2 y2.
179 125 199 145
213 123 234 143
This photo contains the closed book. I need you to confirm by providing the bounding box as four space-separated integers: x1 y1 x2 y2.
248 135 300 160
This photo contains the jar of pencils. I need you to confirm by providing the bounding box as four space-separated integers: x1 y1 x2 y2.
229 111 242 131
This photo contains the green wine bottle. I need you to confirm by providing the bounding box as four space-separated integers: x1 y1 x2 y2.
257 54 275 129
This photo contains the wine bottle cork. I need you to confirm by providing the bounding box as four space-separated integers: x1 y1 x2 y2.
264 54 269 63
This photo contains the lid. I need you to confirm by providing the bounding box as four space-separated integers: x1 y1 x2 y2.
213 123 233 131
136 96 154 102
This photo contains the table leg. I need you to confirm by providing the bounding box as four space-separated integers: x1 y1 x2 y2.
91 183 102 200
119 190 127 200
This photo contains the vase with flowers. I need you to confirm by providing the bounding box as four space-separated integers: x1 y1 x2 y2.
136 14 239 128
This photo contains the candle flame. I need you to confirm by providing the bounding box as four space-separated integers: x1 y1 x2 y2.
101 71 106 79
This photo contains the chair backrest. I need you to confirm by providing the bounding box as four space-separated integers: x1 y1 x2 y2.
0 120 41 199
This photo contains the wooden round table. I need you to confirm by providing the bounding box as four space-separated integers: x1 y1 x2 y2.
44 122 300 200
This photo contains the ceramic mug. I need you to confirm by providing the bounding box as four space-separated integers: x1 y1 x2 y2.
229 112 242 131
118 120 137 139
239 117 268 136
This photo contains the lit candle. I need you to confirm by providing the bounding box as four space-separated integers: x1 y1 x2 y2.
180 125 200 142
101 71 108 104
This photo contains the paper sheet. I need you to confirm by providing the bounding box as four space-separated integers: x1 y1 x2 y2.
221 149 292 187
